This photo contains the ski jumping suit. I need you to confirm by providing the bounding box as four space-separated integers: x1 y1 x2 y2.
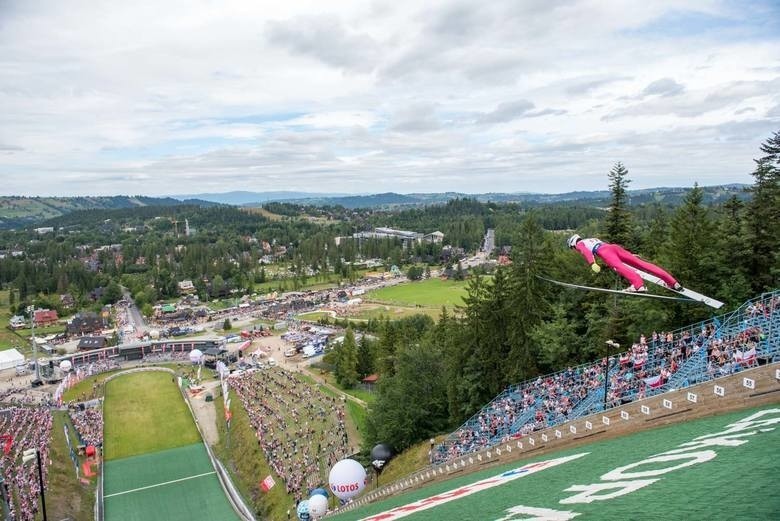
574 238 679 290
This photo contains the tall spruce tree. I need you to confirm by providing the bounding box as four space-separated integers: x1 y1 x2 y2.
716 196 752 304
604 162 634 247
336 327 359 388
376 321 398 377
667 184 718 321
745 131 780 292
531 302 579 371
505 213 551 383
356 334 375 379
446 274 494 423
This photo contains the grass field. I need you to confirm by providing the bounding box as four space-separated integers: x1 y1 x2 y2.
0 290 24 351
62 362 192 402
46 411 96 521
297 310 334 321
242 206 284 221
330 405 780 520
367 279 468 308
316 370 376 405
253 275 354 295
352 305 441 321
103 371 200 460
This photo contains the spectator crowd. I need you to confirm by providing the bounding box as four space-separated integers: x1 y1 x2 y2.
229 367 351 503
435 296 779 463
0 407 52 521
69 406 103 447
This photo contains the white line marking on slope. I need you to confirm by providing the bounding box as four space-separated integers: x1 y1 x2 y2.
104 471 216 498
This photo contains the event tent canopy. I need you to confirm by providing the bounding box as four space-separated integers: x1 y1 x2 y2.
0 349 25 370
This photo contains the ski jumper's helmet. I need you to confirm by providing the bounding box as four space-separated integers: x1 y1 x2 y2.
567 234 581 249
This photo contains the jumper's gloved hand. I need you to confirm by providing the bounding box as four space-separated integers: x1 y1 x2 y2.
591 263 601 273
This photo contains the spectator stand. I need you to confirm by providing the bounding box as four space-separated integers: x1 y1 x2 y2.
665 291 780 390
434 290 780 464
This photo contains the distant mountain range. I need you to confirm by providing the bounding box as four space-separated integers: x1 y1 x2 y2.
241 185 750 209
172 190 352 205
0 184 750 229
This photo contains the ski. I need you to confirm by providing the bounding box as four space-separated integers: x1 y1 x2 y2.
632 270 724 309
536 276 695 303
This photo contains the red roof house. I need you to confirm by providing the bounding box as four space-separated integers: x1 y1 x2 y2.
33 309 59 327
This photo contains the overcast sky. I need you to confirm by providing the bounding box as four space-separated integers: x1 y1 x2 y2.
1 0 779 197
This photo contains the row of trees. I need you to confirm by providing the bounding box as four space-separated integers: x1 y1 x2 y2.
360 131 780 453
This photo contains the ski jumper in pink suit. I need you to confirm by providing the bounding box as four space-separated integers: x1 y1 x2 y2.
574 238 678 290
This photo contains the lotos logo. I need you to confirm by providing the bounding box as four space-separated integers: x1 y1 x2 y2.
331 482 362 493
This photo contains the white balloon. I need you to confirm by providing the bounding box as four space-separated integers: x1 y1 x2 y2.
328 459 366 500
59 360 72 372
308 494 328 517
189 349 203 363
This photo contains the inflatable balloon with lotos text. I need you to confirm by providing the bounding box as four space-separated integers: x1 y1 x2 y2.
328 458 367 500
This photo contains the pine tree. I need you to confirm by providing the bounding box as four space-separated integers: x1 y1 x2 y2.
745 132 780 291
376 321 398 377
531 302 579 371
667 184 718 321
504 213 551 382
356 334 375 378
366 340 449 451
759 129 780 164
337 328 359 388
604 162 634 247
715 196 752 304
641 205 668 259
446 274 491 423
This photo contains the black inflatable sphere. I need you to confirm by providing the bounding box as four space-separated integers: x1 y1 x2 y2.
371 443 394 470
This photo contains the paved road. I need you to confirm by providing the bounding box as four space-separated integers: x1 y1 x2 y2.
122 290 147 333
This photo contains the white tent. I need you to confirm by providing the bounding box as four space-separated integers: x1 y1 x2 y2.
0 349 25 370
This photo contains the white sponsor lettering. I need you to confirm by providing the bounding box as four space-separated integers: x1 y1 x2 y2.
662 433 756 455
694 409 780 441
560 408 778 506
560 480 659 504
494 505 581 520
600 451 716 481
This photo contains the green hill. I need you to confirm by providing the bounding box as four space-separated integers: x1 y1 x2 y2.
0 195 210 229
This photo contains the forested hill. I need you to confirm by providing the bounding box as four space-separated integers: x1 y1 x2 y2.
0 196 214 229
251 184 749 209
0 184 748 229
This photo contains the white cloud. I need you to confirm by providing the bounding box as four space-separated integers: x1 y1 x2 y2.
641 78 685 98
0 0 778 196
